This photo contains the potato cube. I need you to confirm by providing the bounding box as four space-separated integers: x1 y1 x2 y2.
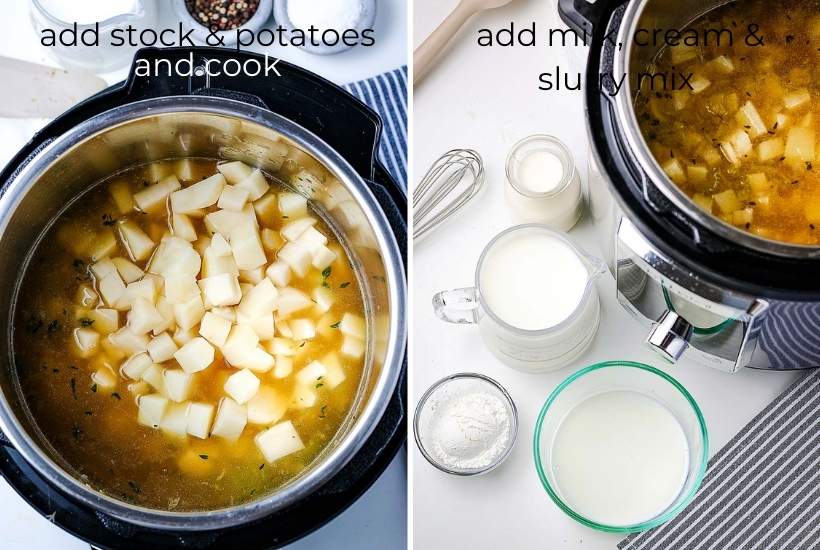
127 380 151 397
247 386 287 425
218 185 250 211
785 127 816 163
173 295 205 331
253 193 279 224
159 402 190 437
748 173 769 194
322 353 346 389
108 327 150 355
279 192 308 218
267 337 295 357
91 258 116 279
217 161 253 184
72 328 100 358
296 360 327 385
737 101 767 138
147 332 179 363
255 421 304 463
290 318 316 341
669 44 697 65
686 165 708 184
239 267 266 285
312 246 337 271
277 287 313 317
229 220 267 270
341 336 365 359
98 270 127 309
210 233 232 257
278 242 312 278
728 129 753 156
153 297 176 335
339 313 366 340
164 275 200 304
138 394 169 429
273 355 293 378
224 369 260 404
88 230 118 262
266 260 291 287
221 324 260 366
172 214 198 242
121 279 159 309
88 308 118 334
712 190 741 215
201 247 239 278
290 386 317 409
260 228 283 252
112 257 144 283
276 320 293 339
210 306 237 322
204 206 257 235
706 55 734 74
237 346 275 372
174 337 214 374
784 88 811 111
141 364 166 395
199 311 232 347
281 217 317 242
296 227 328 254
148 236 201 279
121 352 152 380
732 208 754 226
238 278 278 319
170 173 225 214
211 398 247 440
128 297 165 335
164 369 194 403
187 402 214 439
133 175 180 214
199 273 242 307
173 326 196 346
758 137 785 162
108 179 134 214
688 74 711 94
236 170 270 201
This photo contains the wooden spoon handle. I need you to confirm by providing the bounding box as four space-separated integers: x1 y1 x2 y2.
413 1 476 85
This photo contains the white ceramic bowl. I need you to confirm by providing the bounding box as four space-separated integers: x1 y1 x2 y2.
272 0 376 55
172 0 273 46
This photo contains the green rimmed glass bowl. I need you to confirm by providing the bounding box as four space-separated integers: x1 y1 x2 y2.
533 361 708 533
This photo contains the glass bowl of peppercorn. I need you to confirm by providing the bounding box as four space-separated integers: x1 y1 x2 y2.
174 0 272 46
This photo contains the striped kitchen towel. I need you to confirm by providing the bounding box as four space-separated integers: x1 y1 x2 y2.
344 67 408 189
619 369 820 550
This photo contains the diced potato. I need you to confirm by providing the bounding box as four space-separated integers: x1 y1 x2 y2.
128 297 165 335
266 337 295 357
312 245 337 271
173 295 205 331
312 287 334 313
737 101 767 138
238 278 278 319
229 220 267 270
732 207 754 226
253 193 279 223
728 129 753 156
91 258 116 279
237 311 274 341
172 214 198 242
669 44 698 65
713 189 742 214
159 402 190 437
221 324 260 366
758 137 785 162
133 175 181 214
211 398 247 440
784 88 811 111
141 363 166 395
204 206 257 235
121 279 159 308
88 308 118 334
164 369 193 403
322 353 346 389
748 173 769 194
277 287 313 317
98 270 127 309
785 127 816 163
279 192 308 218
701 146 722 166
108 327 150 355
117 221 156 262
290 386 317 409
121 352 152 380
273 355 292 378
706 55 734 74
90 361 117 391
127 380 151 397
112 257 144 283
260 228 283 252
671 90 689 111
210 233 232 257
153 297 176 336
75 285 98 309
199 273 242 307
164 275 200 304
290 318 316 341
138 394 169 429
148 236 201 278
688 74 711 94
72 328 100 358
340 313 366 340
277 319 293 339
88 230 118 262
174 337 215 374
255 421 304 463
101 337 127 362
296 361 327 385
686 165 708 184
296 227 328 255
147 332 179 363
278 242 312 277
173 326 196 346
281 217 317 242
187 402 215 439
217 161 253 185
341 336 365 359
247 386 287 425
108 180 134 214
199 312 232 347
174 158 196 181
211 307 236 322
266 260 291 287
236 345 275 372
201 247 239 278
170 173 226 214
217 185 250 212
239 267 265 284
224 369 260 404
236 170 270 201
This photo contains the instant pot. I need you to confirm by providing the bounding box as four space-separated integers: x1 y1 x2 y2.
0 47 406 548
558 0 820 372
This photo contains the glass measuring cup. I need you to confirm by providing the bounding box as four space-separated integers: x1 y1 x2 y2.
433 225 606 372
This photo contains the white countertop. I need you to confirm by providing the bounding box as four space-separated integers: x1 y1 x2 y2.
411 1 801 548
0 1 406 548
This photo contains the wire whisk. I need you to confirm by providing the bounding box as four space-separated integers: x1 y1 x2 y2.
413 149 485 241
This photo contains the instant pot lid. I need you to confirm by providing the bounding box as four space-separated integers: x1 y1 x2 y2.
581 0 820 300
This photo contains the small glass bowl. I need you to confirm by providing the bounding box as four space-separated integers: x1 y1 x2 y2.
414 373 518 476
533 361 709 533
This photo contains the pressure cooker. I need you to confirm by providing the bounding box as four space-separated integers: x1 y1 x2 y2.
558 0 820 372
0 47 406 548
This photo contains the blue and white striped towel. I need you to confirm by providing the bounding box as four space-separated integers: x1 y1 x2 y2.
619 368 820 550
344 67 408 189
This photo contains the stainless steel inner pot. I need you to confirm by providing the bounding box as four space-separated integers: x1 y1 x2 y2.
612 0 820 259
0 96 406 530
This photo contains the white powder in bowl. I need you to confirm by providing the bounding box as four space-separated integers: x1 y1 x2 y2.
288 0 367 32
419 377 514 472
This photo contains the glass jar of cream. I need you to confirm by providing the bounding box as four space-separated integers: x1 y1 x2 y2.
505 135 583 231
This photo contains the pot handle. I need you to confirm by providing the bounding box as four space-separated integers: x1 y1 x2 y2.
557 0 622 38
121 47 382 181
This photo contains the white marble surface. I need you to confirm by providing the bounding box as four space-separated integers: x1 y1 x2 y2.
412 0 801 549
0 0 407 548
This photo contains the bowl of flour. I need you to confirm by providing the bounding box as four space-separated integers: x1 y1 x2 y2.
414 373 518 476
273 0 377 55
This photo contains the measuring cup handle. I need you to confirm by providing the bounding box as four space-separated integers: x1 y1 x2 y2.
433 287 480 324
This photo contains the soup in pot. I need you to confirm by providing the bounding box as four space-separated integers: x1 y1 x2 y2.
13 158 367 511
634 0 819 244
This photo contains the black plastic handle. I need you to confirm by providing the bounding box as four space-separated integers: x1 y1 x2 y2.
558 0 623 38
122 47 383 181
